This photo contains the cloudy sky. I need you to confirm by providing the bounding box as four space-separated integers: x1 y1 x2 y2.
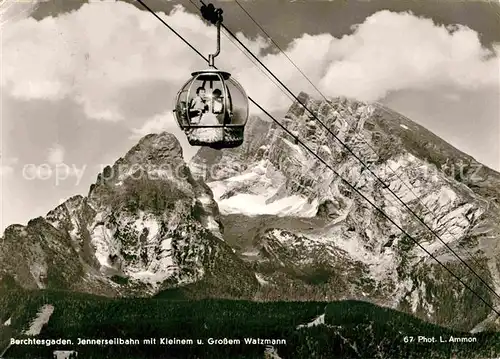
1 0 499 233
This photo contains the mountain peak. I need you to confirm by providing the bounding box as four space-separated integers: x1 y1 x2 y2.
121 132 183 166
0 130 262 297
89 132 187 199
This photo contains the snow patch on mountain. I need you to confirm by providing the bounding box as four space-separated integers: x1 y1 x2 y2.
53 351 78 359
88 210 176 286
305 228 399 283
418 202 479 255
196 194 221 233
89 220 115 269
209 160 319 217
297 313 326 329
255 273 269 286
24 305 54 336
213 191 318 217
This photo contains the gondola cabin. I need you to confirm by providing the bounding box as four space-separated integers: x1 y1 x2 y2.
173 69 249 149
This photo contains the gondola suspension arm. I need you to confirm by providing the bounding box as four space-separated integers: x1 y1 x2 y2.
200 3 223 67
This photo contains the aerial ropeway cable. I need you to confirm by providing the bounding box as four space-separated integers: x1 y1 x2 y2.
193 0 500 308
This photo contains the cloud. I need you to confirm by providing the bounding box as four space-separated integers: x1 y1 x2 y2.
0 0 40 27
1 2 499 169
14 144 86 182
130 111 199 160
317 11 499 101
47 143 65 164
3 3 497 117
23 164 53 179
0 165 14 177
1 2 254 120
0 156 18 177
233 11 499 109
21 163 86 184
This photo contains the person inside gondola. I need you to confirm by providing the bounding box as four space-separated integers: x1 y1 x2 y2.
211 88 224 124
190 88 223 142
188 87 209 124
212 88 231 125
212 88 223 113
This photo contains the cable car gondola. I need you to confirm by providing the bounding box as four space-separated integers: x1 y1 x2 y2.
173 4 249 149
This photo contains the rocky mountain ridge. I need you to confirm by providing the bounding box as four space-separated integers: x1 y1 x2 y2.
0 133 258 298
190 92 500 331
1 92 499 332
